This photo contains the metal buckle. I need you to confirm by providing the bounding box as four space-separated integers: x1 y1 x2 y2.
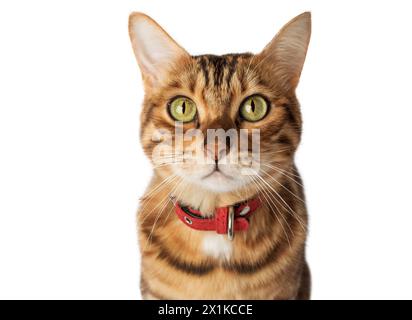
227 206 235 241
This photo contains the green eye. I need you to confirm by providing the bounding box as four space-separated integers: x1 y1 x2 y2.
168 97 197 122
239 95 268 122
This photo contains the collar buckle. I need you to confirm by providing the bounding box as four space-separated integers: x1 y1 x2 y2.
173 197 260 238
227 206 235 241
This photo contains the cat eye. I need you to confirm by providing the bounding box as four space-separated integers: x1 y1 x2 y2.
239 95 268 122
168 97 197 123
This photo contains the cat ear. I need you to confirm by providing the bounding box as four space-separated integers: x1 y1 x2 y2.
258 12 311 90
128 12 189 87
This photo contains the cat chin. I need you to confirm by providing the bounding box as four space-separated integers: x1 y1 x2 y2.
170 166 249 193
179 173 246 193
198 179 244 193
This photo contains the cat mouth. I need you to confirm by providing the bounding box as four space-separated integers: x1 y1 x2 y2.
202 168 233 180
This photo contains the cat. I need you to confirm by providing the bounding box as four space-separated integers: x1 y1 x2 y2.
129 11 311 300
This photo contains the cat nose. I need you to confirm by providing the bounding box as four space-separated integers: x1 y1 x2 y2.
213 143 220 161
204 135 233 162
205 143 226 162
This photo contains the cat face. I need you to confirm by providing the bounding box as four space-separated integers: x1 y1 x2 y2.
129 12 311 194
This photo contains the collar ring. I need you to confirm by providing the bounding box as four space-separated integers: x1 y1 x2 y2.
227 206 235 241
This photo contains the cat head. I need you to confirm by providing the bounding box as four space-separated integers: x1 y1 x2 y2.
129 12 311 194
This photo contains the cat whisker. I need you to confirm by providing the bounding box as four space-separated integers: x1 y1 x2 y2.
262 163 303 181
243 54 257 82
139 176 180 225
248 175 292 247
144 177 184 250
151 162 183 170
256 171 306 232
140 174 178 203
260 163 304 187
160 178 189 229
265 147 293 152
259 169 305 203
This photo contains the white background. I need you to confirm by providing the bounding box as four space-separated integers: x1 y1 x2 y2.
1 0 412 300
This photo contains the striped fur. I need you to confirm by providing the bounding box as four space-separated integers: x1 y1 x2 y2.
129 12 312 300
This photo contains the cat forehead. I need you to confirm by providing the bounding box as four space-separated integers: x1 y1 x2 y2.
192 53 253 88
172 53 257 107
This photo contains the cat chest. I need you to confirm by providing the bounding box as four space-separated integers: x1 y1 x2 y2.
201 233 233 259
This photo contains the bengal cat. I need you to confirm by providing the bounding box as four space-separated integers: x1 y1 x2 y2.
129 11 312 300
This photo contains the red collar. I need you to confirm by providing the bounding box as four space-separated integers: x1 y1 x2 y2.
174 197 261 240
